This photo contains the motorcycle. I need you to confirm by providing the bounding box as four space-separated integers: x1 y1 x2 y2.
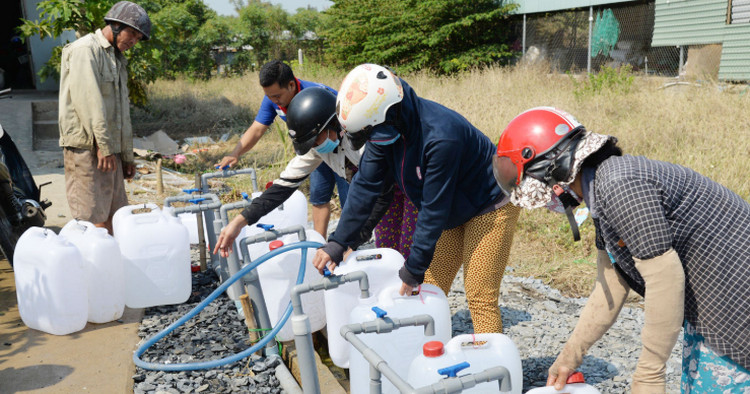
0 120 51 266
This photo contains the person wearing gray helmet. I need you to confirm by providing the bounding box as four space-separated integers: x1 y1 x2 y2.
58 1 150 234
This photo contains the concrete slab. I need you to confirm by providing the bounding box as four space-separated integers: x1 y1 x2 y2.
0 90 143 393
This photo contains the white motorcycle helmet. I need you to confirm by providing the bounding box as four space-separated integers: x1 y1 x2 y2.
336 64 404 137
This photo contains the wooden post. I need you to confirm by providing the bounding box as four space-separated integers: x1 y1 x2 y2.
195 173 207 271
239 294 259 344
156 157 164 195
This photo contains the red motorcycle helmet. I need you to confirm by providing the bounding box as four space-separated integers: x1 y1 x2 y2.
493 107 585 195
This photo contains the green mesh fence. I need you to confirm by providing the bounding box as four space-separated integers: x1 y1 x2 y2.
513 2 681 76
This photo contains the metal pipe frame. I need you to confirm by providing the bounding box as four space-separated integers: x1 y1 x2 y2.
342 316 512 394
200 168 259 276
288 270 372 394
237 225 309 356
217 197 254 300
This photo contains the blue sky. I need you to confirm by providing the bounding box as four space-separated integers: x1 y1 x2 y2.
203 0 333 15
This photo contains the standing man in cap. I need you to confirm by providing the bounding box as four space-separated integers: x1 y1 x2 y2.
58 1 151 234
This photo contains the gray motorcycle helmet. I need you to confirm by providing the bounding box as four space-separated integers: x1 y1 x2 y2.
287 87 340 155
104 1 152 41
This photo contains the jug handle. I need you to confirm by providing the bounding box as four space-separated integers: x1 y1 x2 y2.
445 333 501 353
123 203 160 215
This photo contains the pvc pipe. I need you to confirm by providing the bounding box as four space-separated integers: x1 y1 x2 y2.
276 362 303 394
201 167 259 193
199 167 259 274
342 316 512 394
219 198 254 300
164 194 222 216
283 270 373 393
239 225 309 356
133 241 322 371
342 315 435 393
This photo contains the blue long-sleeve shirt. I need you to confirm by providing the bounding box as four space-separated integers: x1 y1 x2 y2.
330 80 504 283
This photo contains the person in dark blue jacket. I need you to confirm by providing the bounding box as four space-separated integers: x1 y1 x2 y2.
312 64 521 333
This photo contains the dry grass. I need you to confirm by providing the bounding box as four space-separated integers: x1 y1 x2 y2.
132 64 750 297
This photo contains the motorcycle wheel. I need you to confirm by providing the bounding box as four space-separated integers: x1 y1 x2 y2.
0 211 18 266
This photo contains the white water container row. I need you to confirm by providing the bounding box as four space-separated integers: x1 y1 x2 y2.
113 204 191 309
14 203 191 336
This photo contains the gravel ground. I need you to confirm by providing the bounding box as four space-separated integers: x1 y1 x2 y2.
134 246 682 393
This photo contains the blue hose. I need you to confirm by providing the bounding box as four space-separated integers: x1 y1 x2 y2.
133 240 323 371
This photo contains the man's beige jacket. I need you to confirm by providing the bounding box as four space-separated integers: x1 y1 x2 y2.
58 29 134 164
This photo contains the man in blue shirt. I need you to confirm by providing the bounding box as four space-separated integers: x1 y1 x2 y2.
216 60 348 238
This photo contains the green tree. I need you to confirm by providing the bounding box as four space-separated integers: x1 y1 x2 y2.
18 0 161 105
145 0 222 80
234 1 290 63
323 0 519 73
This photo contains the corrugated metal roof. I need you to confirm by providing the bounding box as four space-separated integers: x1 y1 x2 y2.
652 0 727 46
718 24 750 81
512 0 636 14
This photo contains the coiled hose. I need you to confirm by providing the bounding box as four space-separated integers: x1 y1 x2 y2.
133 241 322 371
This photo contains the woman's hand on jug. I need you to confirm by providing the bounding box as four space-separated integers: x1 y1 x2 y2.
399 282 414 296
312 249 335 275
547 363 575 390
213 216 247 258
313 241 346 275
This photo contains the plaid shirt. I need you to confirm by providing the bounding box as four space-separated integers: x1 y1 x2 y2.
589 155 749 369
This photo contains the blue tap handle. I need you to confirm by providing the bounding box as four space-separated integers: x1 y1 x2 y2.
215 165 230 170
256 223 274 231
438 362 471 378
182 188 200 194
323 267 332 277
241 192 249 200
189 198 207 204
372 306 387 318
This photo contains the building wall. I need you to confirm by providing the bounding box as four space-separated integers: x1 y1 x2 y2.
652 0 750 81
652 0 727 46
718 23 750 81
21 0 76 91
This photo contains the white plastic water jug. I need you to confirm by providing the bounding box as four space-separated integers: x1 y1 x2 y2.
407 333 523 394
525 372 601 394
13 227 88 335
113 203 191 308
323 248 405 368
59 220 125 324
177 212 208 245
407 341 462 389
348 283 452 394
244 229 326 342
235 190 309 253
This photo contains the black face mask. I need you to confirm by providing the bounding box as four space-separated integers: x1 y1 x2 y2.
348 127 371 151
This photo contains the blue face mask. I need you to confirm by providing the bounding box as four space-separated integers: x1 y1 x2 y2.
314 137 340 154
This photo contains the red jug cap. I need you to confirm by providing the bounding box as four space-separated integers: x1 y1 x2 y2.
567 371 585 384
265 181 274 190
269 240 284 250
422 341 444 357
